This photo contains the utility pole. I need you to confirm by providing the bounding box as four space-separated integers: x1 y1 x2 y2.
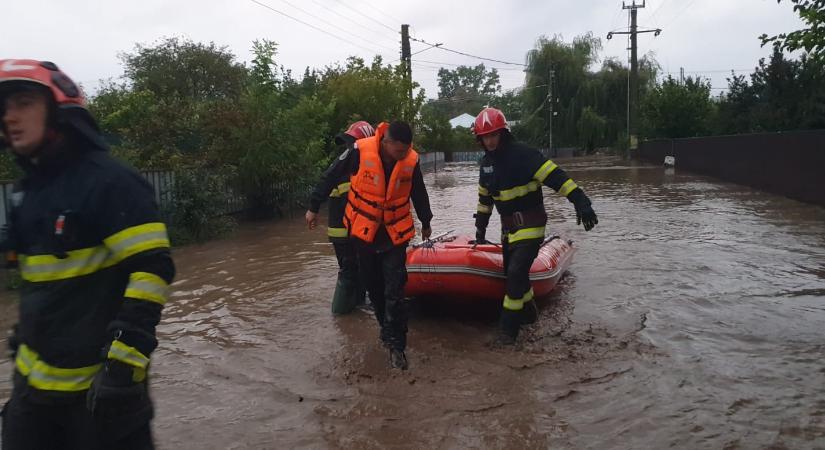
400 24 412 121
607 1 661 154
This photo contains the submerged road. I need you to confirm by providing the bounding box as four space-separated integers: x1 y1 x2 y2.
1 156 824 449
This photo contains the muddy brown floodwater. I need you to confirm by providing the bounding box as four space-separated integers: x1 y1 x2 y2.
1 156 824 449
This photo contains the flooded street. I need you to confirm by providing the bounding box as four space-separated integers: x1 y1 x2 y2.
1 156 824 449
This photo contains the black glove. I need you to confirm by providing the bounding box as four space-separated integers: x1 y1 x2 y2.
569 189 598 231
87 360 154 440
472 227 487 245
7 324 19 358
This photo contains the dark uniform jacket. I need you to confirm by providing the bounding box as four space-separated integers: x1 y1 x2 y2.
475 139 589 243
6 139 175 394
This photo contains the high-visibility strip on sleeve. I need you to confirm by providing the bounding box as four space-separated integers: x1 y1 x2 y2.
479 185 490 196
16 344 101 392
108 340 150 370
533 160 558 183
477 203 493 214
104 222 170 263
559 179 579 197
125 271 169 305
507 226 545 243
327 227 349 238
330 182 351 198
19 246 110 282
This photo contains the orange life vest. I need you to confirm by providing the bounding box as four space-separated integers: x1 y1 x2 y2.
345 124 418 246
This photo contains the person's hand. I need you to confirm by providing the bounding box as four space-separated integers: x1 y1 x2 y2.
305 210 318 230
421 225 432 240
575 203 598 231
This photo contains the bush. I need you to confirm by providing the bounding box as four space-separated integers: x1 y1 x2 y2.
164 165 237 244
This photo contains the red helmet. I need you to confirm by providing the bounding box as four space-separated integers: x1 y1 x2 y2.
0 59 86 109
0 60 107 151
344 121 375 140
472 107 509 136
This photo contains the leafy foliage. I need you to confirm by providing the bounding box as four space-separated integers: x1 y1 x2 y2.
760 0 825 62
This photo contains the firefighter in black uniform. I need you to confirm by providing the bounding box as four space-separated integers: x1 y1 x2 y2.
306 121 375 314
471 108 598 345
0 60 175 449
306 121 432 370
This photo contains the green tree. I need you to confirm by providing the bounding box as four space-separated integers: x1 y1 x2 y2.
760 0 825 62
429 64 502 119
121 37 248 101
521 34 602 149
716 49 825 133
318 56 424 153
641 76 715 138
417 108 455 153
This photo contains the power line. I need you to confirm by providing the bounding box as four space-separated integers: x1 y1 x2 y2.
352 0 405 25
649 0 669 22
413 59 526 71
409 36 526 67
307 0 399 46
662 0 698 28
663 69 751 74
273 0 396 52
250 0 387 57
330 0 399 34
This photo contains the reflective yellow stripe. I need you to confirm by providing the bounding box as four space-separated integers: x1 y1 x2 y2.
502 288 535 311
125 272 169 305
330 182 351 198
19 246 112 282
533 160 558 182
507 226 545 243
327 227 348 238
104 222 170 262
493 181 540 202
15 344 101 392
108 340 150 370
477 203 493 214
559 179 579 197
478 185 490 196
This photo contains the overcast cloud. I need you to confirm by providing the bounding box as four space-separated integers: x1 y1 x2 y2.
2 0 806 99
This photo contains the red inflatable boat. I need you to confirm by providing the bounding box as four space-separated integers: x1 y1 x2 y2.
405 234 575 302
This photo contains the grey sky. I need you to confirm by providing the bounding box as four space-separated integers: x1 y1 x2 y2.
2 0 805 100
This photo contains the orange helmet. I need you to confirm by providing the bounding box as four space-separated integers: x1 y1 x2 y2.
0 59 86 109
472 107 509 136
344 121 375 140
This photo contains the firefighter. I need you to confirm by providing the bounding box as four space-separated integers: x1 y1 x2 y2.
306 121 432 370
471 107 597 345
0 59 175 449
307 121 375 314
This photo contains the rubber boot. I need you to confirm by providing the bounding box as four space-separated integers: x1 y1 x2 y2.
522 300 538 325
331 277 359 315
389 349 408 370
492 309 522 346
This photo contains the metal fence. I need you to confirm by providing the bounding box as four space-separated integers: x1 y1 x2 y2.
639 129 825 207
0 152 449 227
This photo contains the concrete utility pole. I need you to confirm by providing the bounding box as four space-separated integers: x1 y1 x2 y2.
607 0 661 152
400 24 413 121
